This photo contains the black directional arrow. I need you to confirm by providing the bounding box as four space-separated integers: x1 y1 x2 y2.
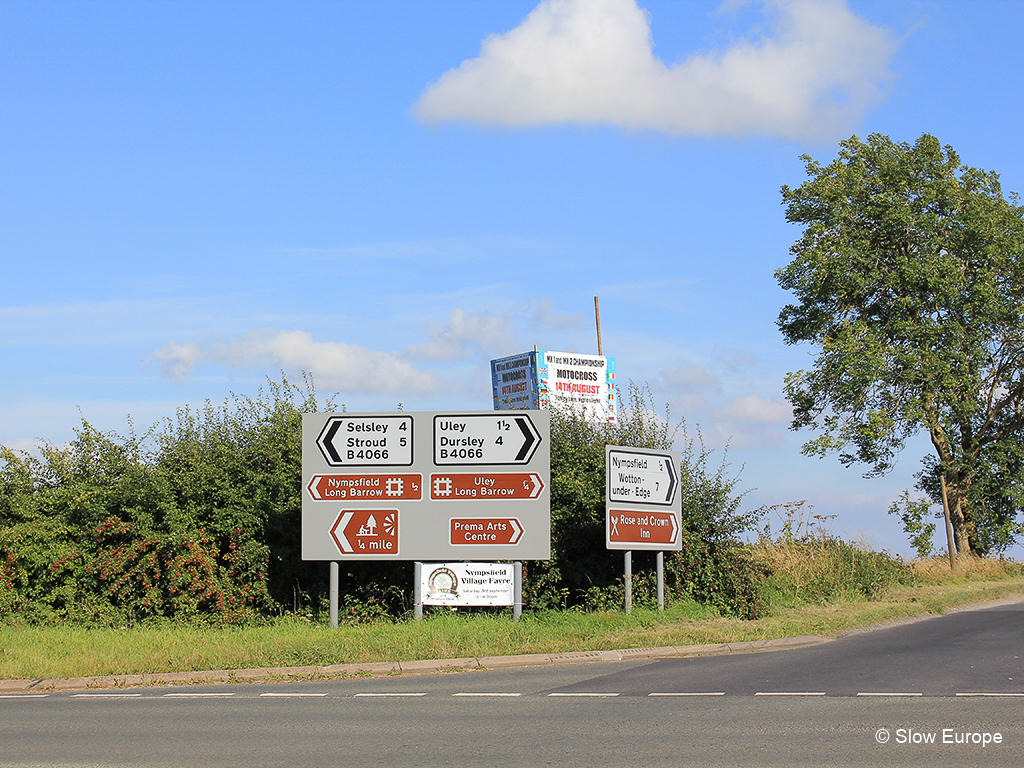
514 416 538 462
317 418 344 465
660 457 677 504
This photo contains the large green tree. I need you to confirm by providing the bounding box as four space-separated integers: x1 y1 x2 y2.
776 133 1024 556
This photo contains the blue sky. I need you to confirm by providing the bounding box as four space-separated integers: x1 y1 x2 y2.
3 0 1024 557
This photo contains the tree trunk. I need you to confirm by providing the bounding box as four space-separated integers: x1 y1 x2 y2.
944 474 974 556
940 476 956 567
928 421 977 556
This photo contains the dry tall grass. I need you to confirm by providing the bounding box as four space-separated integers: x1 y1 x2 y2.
751 501 1023 612
910 554 1024 584
750 501 910 606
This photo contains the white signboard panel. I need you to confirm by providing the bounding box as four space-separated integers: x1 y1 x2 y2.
315 415 413 466
607 448 678 506
302 410 550 561
420 563 515 606
434 414 541 465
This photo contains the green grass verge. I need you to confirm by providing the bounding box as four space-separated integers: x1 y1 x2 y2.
2 578 1023 681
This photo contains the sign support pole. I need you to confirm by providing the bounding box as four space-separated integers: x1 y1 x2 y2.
414 561 423 621
330 562 339 629
624 551 632 614
657 552 664 611
514 561 523 621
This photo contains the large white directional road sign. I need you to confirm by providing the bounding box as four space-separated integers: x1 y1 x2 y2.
303 410 550 561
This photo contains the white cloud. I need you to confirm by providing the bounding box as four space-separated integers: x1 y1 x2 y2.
713 347 759 372
415 0 896 140
658 361 723 407
147 340 207 381
405 308 516 361
143 299 578 394
404 301 580 362
521 298 581 331
713 394 792 423
703 394 793 449
147 330 441 395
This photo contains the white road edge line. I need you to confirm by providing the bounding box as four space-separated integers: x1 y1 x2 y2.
857 693 923 697
260 693 329 697
649 692 725 697
0 694 50 699
453 693 522 697
547 693 620 697
354 692 427 697
72 693 144 698
755 692 826 696
163 693 236 697
956 692 1024 697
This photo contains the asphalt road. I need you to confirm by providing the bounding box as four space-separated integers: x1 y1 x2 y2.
557 598 1024 697
2 599 1022 767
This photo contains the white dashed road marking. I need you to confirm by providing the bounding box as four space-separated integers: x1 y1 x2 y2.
8 689 1024 700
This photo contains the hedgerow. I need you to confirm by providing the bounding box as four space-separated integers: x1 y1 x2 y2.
1 377 774 625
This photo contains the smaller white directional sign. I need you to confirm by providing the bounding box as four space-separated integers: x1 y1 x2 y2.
605 445 681 551
606 448 677 506
316 415 413 467
433 414 542 465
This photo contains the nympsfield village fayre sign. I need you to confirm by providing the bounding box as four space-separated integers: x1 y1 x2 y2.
420 563 515 607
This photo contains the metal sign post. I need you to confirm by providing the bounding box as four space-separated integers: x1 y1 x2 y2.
657 552 664 610
624 551 632 614
330 562 339 629
414 561 423 620
514 561 523 620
